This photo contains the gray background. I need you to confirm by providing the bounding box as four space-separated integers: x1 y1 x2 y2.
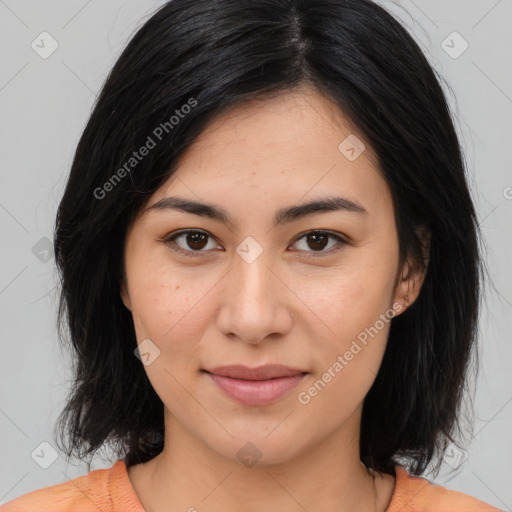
0 0 511 509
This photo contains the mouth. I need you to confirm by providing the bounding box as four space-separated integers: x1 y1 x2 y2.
202 365 308 406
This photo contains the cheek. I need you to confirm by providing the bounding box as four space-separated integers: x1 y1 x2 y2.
296 269 395 420
294 244 397 380
128 258 216 352
307 255 396 334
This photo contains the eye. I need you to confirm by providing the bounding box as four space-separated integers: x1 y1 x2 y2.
163 229 221 257
289 230 348 257
162 229 348 258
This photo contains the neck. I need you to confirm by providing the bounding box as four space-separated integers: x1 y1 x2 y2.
128 406 395 512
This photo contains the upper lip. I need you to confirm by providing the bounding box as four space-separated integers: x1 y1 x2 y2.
204 364 306 381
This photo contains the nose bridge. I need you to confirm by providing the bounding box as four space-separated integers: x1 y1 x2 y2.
232 247 276 313
217 244 291 343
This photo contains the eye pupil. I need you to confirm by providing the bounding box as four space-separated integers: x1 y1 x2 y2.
187 232 208 250
307 233 328 251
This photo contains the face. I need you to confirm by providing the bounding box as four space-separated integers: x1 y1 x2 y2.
120 87 421 465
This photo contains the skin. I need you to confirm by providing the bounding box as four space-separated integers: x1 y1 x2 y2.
120 85 426 512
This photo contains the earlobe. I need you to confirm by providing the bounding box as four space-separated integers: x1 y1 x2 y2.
391 296 408 317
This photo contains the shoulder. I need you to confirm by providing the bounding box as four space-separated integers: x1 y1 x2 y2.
0 462 122 512
388 465 503 512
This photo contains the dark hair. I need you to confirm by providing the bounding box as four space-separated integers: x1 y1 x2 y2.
53 0 482 476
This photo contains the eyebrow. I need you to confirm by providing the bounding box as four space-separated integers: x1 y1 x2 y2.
144 195 367 228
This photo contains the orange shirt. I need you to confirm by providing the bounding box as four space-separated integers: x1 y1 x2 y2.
0 459 502 512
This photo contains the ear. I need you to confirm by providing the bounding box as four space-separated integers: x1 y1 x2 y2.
120 275 132 312
393 226 430 317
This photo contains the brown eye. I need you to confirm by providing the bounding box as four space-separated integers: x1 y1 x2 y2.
163 229 220 257
184 231 209 250
163 229 347 259
291 230 347 257
306 232 329 251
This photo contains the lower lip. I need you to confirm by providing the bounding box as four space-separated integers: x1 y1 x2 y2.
205 372 306 406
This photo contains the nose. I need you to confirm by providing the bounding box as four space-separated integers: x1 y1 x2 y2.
216 249 293 345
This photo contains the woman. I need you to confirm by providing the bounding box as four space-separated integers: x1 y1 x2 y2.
1 0 501 511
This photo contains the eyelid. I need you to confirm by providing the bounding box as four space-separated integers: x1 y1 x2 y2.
162 229 221 258
161 229 350 258
289 230 349 258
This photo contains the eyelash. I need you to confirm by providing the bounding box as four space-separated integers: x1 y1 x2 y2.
162 229 349 259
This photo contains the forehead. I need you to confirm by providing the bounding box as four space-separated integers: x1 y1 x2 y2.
143 88 392 226
180 87 378 162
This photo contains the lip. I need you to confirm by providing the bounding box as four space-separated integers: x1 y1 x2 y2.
203 365 307 406
206 364 306 380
